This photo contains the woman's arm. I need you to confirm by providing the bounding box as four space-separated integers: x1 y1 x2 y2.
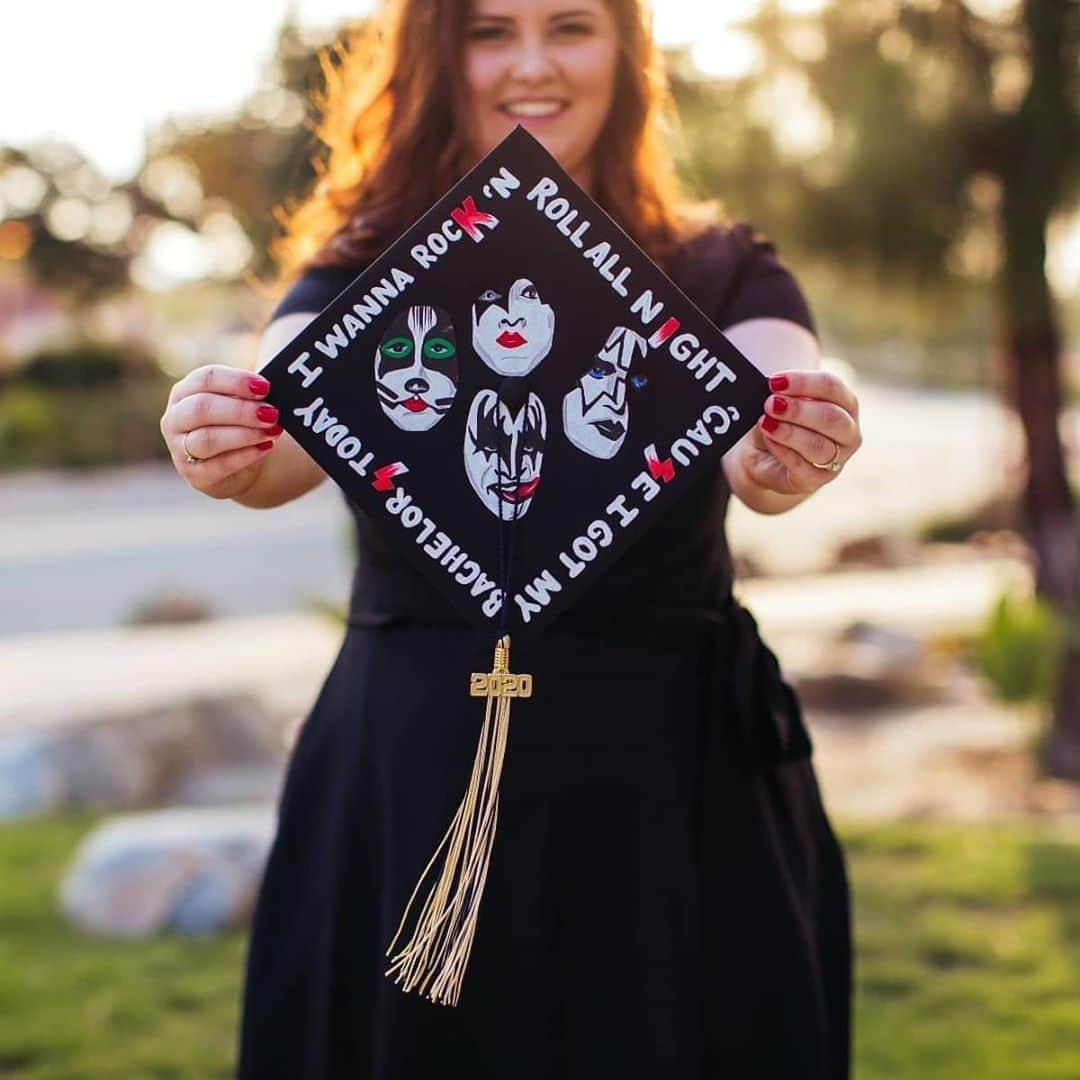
230 312 329 509
721 317 822 515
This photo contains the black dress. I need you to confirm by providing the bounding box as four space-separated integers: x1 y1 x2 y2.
236 223 853 1079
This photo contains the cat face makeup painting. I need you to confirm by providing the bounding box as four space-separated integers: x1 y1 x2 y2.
472 279 555 377
464 388 547 520
375 306 458 431
562 325 646 459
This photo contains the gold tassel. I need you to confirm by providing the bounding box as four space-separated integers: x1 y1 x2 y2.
384 634 532 1006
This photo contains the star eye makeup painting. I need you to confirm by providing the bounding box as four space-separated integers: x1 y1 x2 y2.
471 278 555 376
375 305 459 431
562 324 647 459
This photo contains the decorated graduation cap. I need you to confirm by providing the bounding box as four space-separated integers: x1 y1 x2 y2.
260 126 771 1006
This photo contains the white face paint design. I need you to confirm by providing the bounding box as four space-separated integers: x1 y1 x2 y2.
562 326 647 459
375 305 458 432
472 278 555 377
463 389 547 521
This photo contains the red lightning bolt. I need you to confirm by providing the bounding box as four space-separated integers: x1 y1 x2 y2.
648 317 681 349
372 462 409 492
643 443 675 484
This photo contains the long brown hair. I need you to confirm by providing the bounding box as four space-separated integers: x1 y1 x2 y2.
263 0 714 303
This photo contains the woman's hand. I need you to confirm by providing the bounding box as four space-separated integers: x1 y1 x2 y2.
742 370 862 497
159 365 286 500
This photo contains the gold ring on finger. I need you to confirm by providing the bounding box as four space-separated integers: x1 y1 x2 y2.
182 431 203 464
810 441 843 473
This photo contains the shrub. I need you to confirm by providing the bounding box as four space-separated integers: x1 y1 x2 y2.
973 591 1064 706
0 388 58 460
0 344 173 470
6 343 159 391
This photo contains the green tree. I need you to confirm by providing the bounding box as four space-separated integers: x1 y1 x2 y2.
676 0 1079 774
146 16 352 281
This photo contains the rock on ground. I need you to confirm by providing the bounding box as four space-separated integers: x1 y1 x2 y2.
58 805 276 937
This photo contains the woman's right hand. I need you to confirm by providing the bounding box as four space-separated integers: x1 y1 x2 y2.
159 364 285 500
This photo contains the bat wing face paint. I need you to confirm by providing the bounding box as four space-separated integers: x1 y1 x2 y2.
472 278 555 377
464 388 547 521
376 305 459 431
562 326 647 459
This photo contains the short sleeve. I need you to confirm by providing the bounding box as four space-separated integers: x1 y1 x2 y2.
267 264 366 323
678 222 817 340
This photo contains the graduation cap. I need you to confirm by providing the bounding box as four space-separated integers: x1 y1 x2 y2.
260 126 771 1006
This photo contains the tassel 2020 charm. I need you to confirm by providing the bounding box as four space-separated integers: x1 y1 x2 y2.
384 635 532 1006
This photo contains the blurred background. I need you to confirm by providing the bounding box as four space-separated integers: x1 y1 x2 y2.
0 0 1077 1075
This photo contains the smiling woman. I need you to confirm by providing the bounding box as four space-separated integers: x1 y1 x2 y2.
462 2 620 194
267 0 691 282
222 1 859 1077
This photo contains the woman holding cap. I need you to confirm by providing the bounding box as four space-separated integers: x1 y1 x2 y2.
159 1 861 1076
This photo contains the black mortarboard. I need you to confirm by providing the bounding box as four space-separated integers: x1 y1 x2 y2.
259 126 770 1005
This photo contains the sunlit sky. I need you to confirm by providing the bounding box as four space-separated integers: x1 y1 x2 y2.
4 0 823 183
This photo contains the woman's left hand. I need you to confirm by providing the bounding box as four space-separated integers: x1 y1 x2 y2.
742 370 862 496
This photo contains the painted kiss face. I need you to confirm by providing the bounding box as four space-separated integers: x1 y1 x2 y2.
375 306 458 431
464 388 547 520
472 278 555 377
562 325 646 459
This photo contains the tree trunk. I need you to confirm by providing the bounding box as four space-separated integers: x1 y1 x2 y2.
998 0 1079 776
1003 324 1080 774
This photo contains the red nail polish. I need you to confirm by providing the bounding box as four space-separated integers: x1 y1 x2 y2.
266 424 284 436
249 376 270 396
761 415 780 433
257 440 274 452
257 405 279 423
769 375 789 392
771 395 788 414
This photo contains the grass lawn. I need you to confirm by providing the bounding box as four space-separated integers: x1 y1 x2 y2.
0 813 245 1078
1 812 1079 1077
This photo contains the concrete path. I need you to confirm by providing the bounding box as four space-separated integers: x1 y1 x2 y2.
2 551 1072 824
2 377 1070 637
0 612 345 732
0 554 1029 729
0 462 354 638
736 554 1031 637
